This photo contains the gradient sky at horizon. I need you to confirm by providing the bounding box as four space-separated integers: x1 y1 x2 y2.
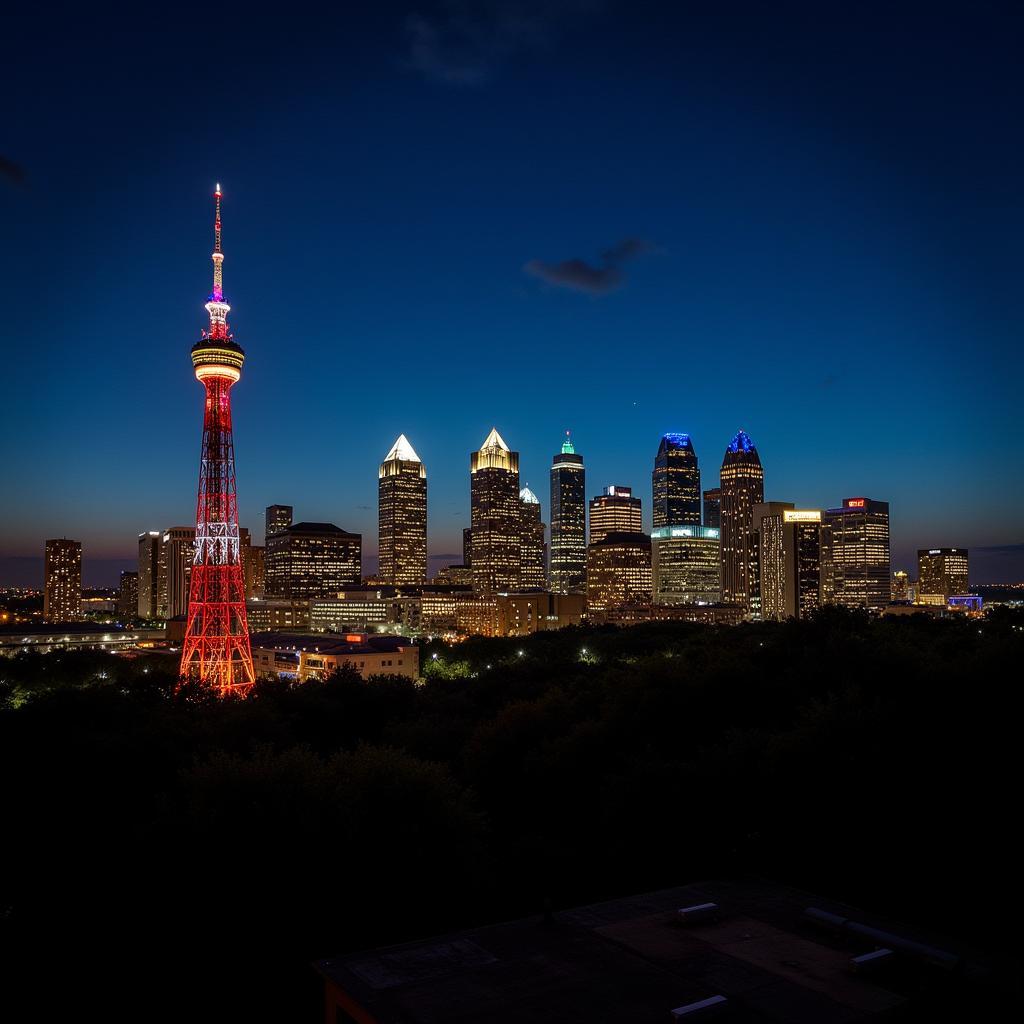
2 2 1022 587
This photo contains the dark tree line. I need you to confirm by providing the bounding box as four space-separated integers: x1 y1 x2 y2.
1 606 1021 1020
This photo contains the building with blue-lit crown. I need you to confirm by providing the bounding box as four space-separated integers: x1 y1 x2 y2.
720 430 765 613
652 433 701 528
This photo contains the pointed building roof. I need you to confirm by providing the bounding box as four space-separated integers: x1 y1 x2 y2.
727 430 756 454
383 434 422 463
481 427 509 451
520 486 539 504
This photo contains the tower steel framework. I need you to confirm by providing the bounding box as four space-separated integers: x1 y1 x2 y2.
180 185 255 694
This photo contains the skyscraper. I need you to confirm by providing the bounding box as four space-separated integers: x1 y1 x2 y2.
702 487 721 529
244 545 265 599
266 522 362 597
470 428 521 594
589 486 643 543
180 185 254 693
266 505 293 544
378 434 427 586
137 530 161 619
118 570 139 621
753 504 822 620
917 548 968 601
651 525 721 605
44 538 81 622
891 569 909 602
549 432 586 594
822 498 890 611
160 527 195 619
719 430 765 613
652 433 701 527
519 486 547 589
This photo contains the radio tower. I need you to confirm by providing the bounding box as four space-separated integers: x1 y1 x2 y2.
180 184 255 694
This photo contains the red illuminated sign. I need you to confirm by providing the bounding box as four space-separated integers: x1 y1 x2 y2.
846 498 866 508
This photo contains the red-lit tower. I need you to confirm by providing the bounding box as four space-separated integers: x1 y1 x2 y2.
180 185 255 694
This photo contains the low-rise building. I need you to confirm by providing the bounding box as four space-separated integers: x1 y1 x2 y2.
245 596 311 632
250 631 419 682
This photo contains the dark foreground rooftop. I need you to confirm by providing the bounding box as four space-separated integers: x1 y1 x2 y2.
316 879 1008 1022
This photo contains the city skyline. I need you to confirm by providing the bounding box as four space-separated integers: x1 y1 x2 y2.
2 5 1022 586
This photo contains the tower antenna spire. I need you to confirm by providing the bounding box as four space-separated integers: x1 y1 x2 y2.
206 183 230 338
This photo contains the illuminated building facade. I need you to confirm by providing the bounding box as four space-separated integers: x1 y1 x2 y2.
266 504 293 543
651 525 721 605
586 532 652 611
519 486 547 589
137 530 161 619
160 526 195 619
180 185 254 693
265 522 362 598
917 548 968 601
497 592 586 635
822 497 890 610
720 430 764 613
703 487 721 529
244 544 265 599
118 570 138 621
589 486 643 543
44 538 82 622
378 434 428 586
753 505 823 620
549 433 586 593
470 428 521 594
891 569 909 602
652 432 701 527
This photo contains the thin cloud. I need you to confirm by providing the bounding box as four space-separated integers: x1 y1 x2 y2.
403 1 603 85
525 237 655 296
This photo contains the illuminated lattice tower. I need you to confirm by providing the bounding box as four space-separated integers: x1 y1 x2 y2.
180 185 255 694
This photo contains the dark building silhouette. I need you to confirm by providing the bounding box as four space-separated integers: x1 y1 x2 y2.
703 487 721 529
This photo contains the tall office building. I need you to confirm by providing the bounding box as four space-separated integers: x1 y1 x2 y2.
720 430 764 612
587 532 652 611
244 544 266 599
549 432 586 593
918 548 968 601
462 527 473 568
703 488 721 529
160 527 196 618
44 538 82 622
266 504 293 544
470 428 521 594
589 486 643 543
753 504 822 620
137 530 161 619
652 433 701 527
651 525 721 605
822 497 890 610
891 569 909 602
378 434 428 586
118 570 139 621
265 522 362 597
519 486 547 589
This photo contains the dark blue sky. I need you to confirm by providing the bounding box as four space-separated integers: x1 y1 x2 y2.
2 2 1022 586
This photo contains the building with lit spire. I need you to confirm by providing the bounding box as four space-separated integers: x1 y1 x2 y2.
470 428 521 594
719 429 765 613
519 485 547 589
378 434 427 586
549 431 586 593
179 185 255 694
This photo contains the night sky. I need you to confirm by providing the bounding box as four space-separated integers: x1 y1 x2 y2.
2 2 1022 586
